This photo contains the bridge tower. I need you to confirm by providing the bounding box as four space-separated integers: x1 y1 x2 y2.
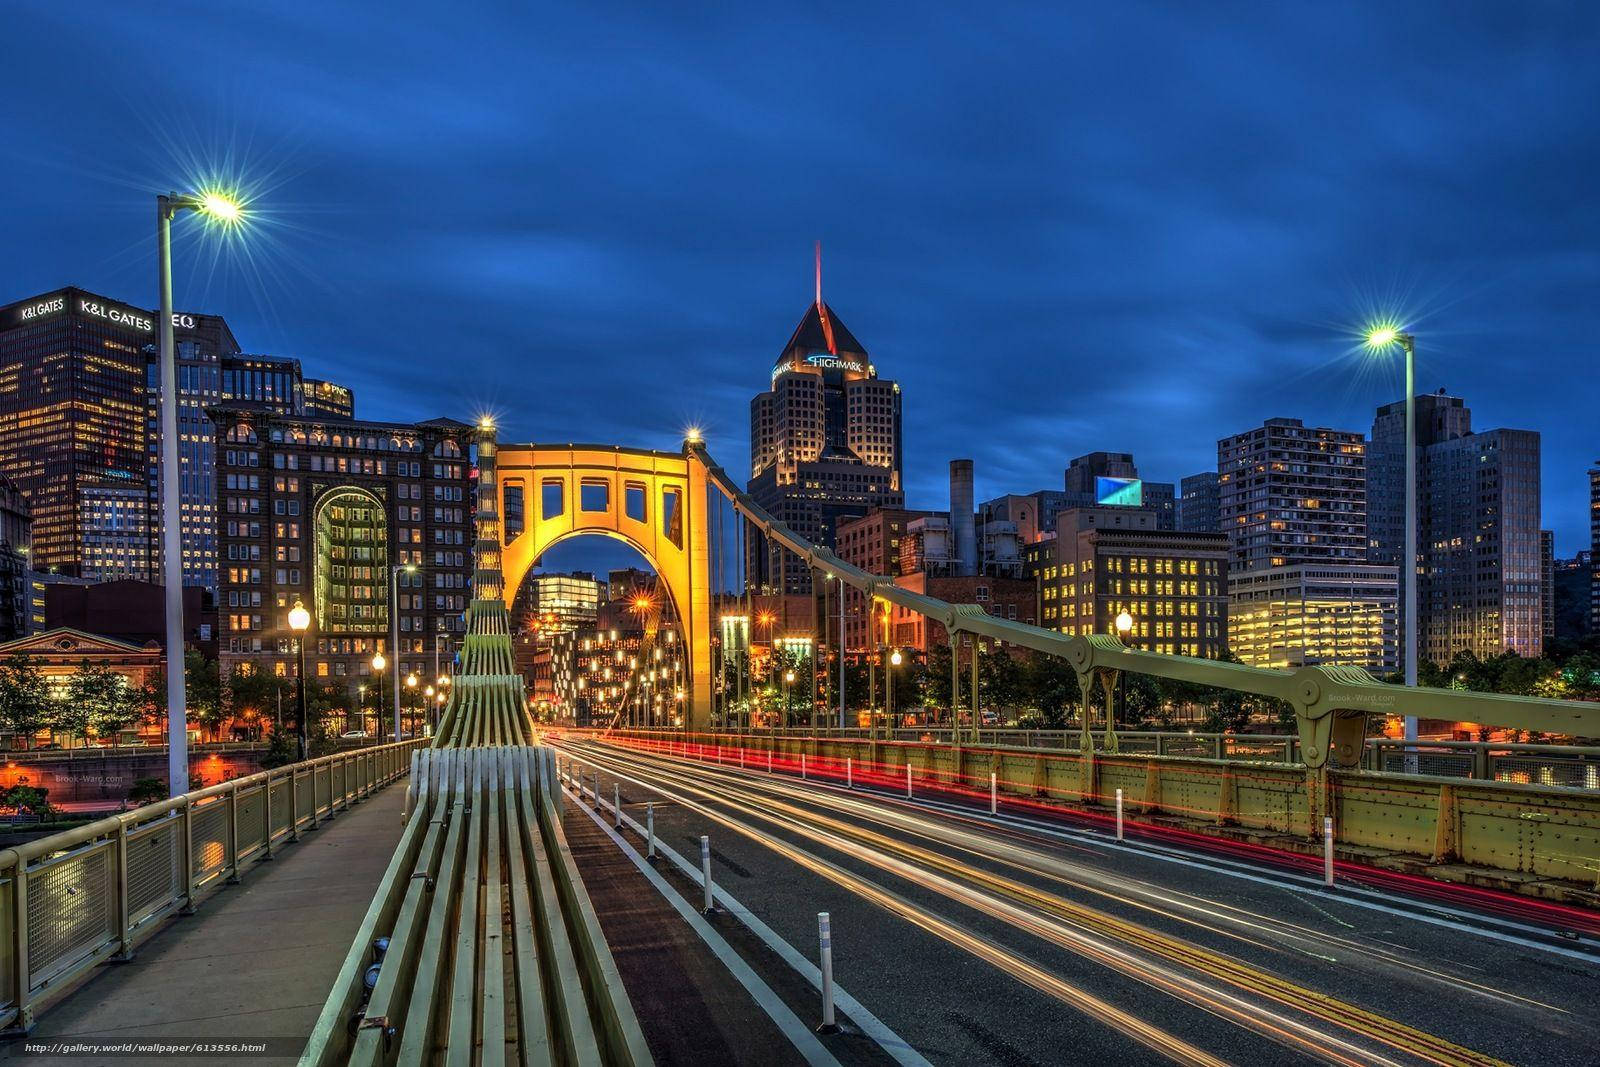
493 439 714 731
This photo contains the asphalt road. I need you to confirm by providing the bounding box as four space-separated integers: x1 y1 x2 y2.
552 735 1600 1067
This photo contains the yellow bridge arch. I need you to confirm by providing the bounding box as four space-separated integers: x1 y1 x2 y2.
494 442 714 729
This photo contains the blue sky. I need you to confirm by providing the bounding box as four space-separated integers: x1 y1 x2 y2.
5 1 1598 563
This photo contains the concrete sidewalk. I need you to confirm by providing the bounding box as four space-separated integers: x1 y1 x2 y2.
0 785 408 1065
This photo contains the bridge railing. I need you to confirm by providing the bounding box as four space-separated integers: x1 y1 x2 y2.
606 728 1600 894
0 737 425 1035
733 726 1600 786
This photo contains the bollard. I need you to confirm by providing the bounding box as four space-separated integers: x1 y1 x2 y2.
700 835 714 915
990 771 997 815
594 771 601 807
768 750 773 774
613 783 621 829
1323 816 1335 887
1115 788 1124 841
846 757 853 789
802 752 807 780
905 761 912 799
817 912 839 1034
646 802 656 863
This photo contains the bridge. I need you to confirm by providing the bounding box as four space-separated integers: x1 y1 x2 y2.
1 428 1597 1064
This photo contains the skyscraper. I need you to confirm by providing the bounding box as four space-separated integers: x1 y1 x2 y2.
0 288 156 579
1218 418 1396 672
1370 391 1543 664
748 258 902 593
1217 418 1368 573
1177 472 1221 533
144 312 243 589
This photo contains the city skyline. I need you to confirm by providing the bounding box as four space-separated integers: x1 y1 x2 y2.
3 4 1598 556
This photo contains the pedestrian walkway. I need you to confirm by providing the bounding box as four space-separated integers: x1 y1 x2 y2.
0 785 408 1065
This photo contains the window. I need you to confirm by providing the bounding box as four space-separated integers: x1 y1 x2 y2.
580 480 609 513
662 486 683 547
541 480 564 519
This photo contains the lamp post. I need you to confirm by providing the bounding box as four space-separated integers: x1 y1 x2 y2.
836 574 847 729
1366 327 1420 755
887 647 902 729
356 684 366 737
157 188 243 797
1113 609 1133 738
405 672 419 738
784 668 796 728
288 600 311 761
371 650 386 744
389 563 417 741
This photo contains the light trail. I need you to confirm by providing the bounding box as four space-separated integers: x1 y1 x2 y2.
555 743 1228 1066
564 737 1515 1067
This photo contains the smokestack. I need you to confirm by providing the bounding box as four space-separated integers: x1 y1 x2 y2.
950 459 976 577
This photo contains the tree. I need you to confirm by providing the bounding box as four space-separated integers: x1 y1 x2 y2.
1022 654 1081 728
186 652 225 740
0 778 53 817
68 662 139 746
128 777 166 806
142 652 227 741
258 723 296 769
0 654 51 750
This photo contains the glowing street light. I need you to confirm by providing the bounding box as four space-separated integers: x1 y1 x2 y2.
156 186 248 797
1114 609 1134 643
1365 323 1422 748
388 563 418 741
288 601 311 761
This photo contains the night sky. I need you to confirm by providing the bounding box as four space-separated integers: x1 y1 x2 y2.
5 3 1598 571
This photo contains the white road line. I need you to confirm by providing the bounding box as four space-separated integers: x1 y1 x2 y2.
564 761 933 1067
567 780 842 1067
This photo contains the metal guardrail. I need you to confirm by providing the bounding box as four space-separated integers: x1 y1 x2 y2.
611 729 1600 893
746 726 1600 787
302 746 651 1065
0 738 424 1035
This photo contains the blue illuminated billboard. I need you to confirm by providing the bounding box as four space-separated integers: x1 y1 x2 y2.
1095 476 1143 507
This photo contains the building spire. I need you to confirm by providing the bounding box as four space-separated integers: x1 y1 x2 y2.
814 240 822 306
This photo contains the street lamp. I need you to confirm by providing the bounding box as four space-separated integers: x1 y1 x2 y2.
1115 609 1134 643
157 187 244 797
1365 325 1420 743
288 600 311 761
371 649 386 744
887 647 902 729
389 563 418 741
784 668 796 727
405 672 419 738
1369 321 1420 764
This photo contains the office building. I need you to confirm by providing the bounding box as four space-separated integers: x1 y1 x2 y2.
211 406 476 689
1591 463 1600 636
143 313 245 589
1217 418 1367 573
749 271 903 593
1177 472 1221 533
981 452 1175 554
1370 392 1543 663
0 288 155 579
1541 530 1555 646
835 507 934 650
304 378 356 418
1228 565 1399 673
0 475 30 640
520 571 602 635
1217 418 1391 669
1064 452 1176 530
1030 509 1229 657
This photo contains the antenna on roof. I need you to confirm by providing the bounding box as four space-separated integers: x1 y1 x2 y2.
814 240 822 306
